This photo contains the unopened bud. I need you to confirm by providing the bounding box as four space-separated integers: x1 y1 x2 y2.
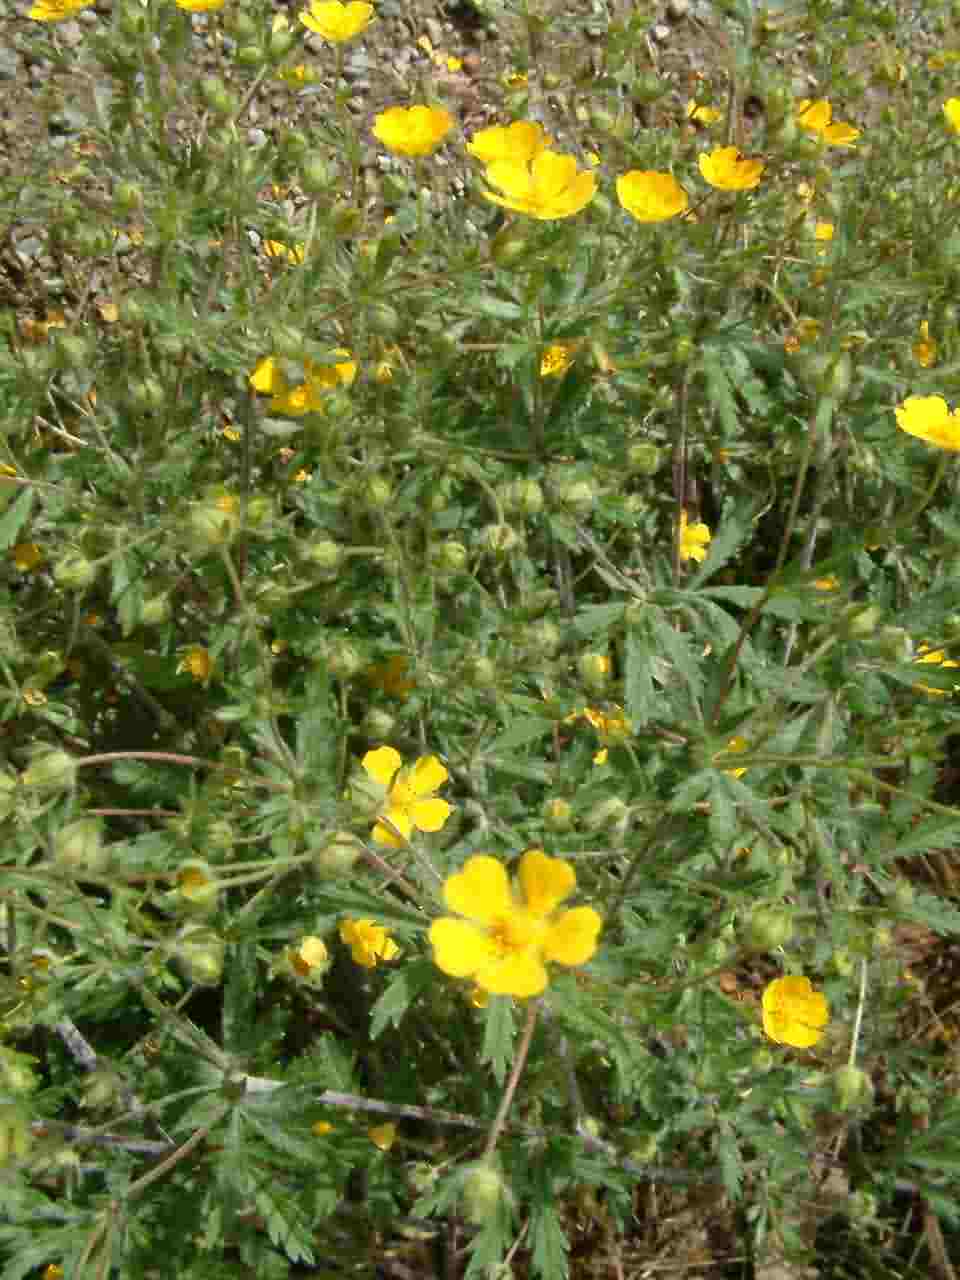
461 1162 505 1224
53 551 97 591
176 926 225 985
627 442 663 475
481 523 522 555
312 830 364 878
833 1064 873 1111
54 819 108 875
744 905 795 952
22 748 76 793
578 651 611 690
543 797 574 832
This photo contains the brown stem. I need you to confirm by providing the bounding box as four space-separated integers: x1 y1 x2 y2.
483 999 539 1160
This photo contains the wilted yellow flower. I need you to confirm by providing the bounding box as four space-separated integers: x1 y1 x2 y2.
913 321 937 368
944 99 960 133
482 150 596 220
366 653 414 698
540 342 576 377
686 100 722 125
372 105 454 157
27 0 91 19
312 1120 334 1136
813 575 839 592
368 1122 397 1151
289 935 330 978
11 543 43 572
298 0 374 41
263 240 306 264
502 70 528 89
361 745 452 846
762 975 829 1049
797 99 860 146
616 170 689 223
678 510 711 563
895 395 960 451
697 146 764 191
429 850 602 997
177 646 213 683
466 121 550 166
339 918 400 967
249 351 356 415
914 645 960 697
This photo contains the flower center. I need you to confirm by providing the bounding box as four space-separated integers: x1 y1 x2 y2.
488 909 547 956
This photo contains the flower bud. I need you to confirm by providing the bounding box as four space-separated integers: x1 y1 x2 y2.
578 651 611 690
502 477 544 517
331 201 362 238
461 1162 505 1224
312 830 364 879
228 8 258 39
176 926 225 985
302 538 343 578
269 29 296 58
363 707 396 740
188 497 240 550
300 157 330 194
141 593 171 627
53 551 97 591
81 1066 122 1112
744 905 795 952
207 820 234 855
543 796 574 832
875 626 910 662
521 619 561 659
556 478 595 516
584 795 629 833
364 476 392 510
431 539 469 574
843 604 881 638
114 181 143 213
465 655 497 688
325 638 364 682
481 523 522 555
491 227 531 266
22 748 76 793
129 375 165 414
284 935 330 984
367 302 400 337
832 1064 873 1111
627 442 663 475
236 43 265 66
176 860 220 913
54 819 108 875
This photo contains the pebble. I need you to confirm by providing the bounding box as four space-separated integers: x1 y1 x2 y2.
248 127 268 147
650 22 671 43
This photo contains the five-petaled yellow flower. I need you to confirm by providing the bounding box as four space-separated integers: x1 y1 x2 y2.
481 150 596 220
913 321 937 368
361 745 452 846
761 975 829 1049
28 0 92 19
678 509 711 563
339 918 400 967
298 0 374 41
944 99 960 134
894 395 960 451
914 645 960 698
466 121 550 166
249 351 356 415
429 850 602 998
177 646 214 683
372 105 454 157
697 146 764 192
797 99 860 147
616 171 689 223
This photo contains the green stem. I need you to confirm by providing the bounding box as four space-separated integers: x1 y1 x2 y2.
483 998 539 1160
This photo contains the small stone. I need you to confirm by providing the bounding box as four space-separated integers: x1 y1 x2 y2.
666 0 689 17
650 22 671 42
247 127 268 147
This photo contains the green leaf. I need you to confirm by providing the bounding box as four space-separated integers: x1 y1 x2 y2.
296 667 337 781
689 499 758 587
529 1194 568 1280
481 995 516 1085
701 348 740 436
222 939 258 1055
0 488 33 550
370 958 435 1039
487 715 554 755
880 817 960 862
470 293 525 321
625 620 654 727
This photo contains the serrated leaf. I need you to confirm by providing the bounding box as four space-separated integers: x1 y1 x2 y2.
881 818 960 862
625 621 654 727
296 667 337 780
529 1196 568 1280
701 349 740 435
369 958 434 1039
688 500 758 588
481 995 516 1085
222 940 258 1055
649 613 702 697
471 293 525 321
487 716 554 755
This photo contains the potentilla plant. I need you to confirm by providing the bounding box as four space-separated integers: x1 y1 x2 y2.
5 0 960 1275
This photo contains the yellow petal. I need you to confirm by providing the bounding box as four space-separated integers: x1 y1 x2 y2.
429 917 498 977
410 796 452 833
362 745 402 787
517 849 576 917
373 805 413 846
249 356 283 394
443 855 514 923
407 754 449 797
475 950 548 997
542 906 602 966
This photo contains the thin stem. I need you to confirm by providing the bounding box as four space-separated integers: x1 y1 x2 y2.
848 957 868 1068
483 998 539 1160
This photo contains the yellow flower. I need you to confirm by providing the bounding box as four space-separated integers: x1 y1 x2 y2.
339 918 400 967
289 935 329 978
894 395 960 451
176 860 218 906
540 342 576 377
502 70 528 89
263 240 306 264
718 735 749 778
481 150 596 220
366 653 414 698
429 850 602 998
11 542 43 572
814 220 834 242
368 1122 397 1150
914 645 960 697
913 321 937 368
813 575 839 592
761 975 829 1049
249 351 356 415
298 0 374 42
445 56 462 72
361 745 452 846
931 52 960 71
466 121 550 166
312 1120 334 1136
944 99 960 134
175 0 225 10
616 170 689 223
372 105 454 157
797 99 860 146
177 646 213 682
697 146 764 191
678 510 711 563
686 100 722 125
27 0 91 19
